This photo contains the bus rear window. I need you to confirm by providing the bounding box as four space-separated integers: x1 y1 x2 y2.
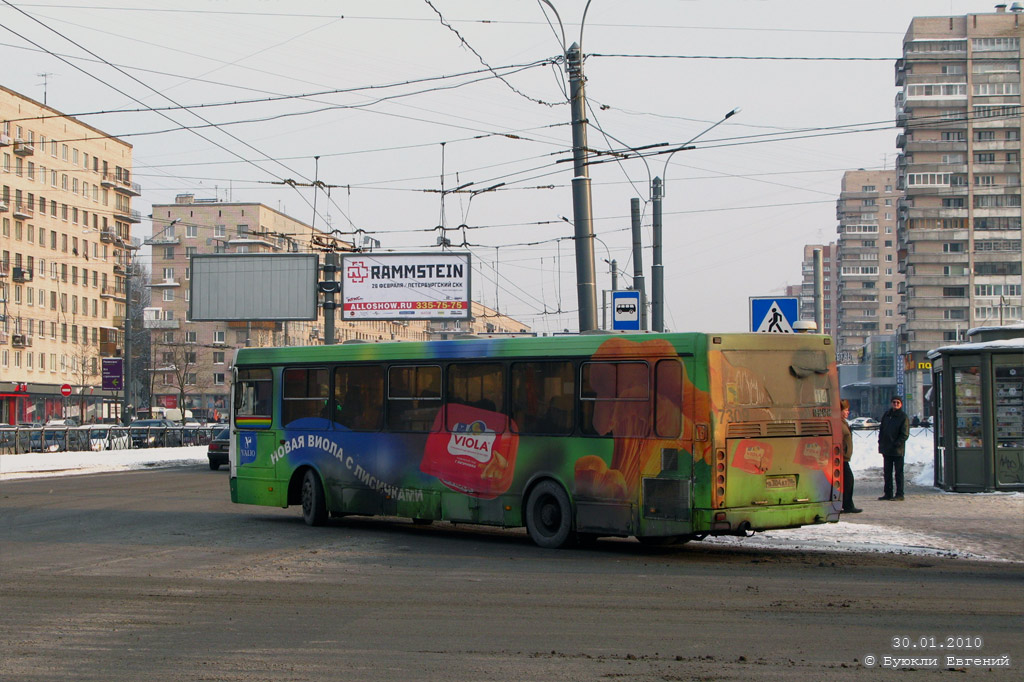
235 368 273 418
720 350 830 407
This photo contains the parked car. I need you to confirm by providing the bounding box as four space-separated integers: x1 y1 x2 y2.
848 417 880 430
207 427 230 470
128 419 180 448
45 417 80 427
84 426 131 451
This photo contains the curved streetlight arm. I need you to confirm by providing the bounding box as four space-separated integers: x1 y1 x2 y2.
537 0 567 54
658 107 740 195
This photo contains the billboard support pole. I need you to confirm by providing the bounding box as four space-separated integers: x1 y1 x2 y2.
323 252 337 345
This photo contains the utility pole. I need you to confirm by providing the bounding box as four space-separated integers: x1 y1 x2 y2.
566 42 598 332
122 251 134 425
651 177 665 332
630 198 648 330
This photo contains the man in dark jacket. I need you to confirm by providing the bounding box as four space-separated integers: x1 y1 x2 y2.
878 396 910 500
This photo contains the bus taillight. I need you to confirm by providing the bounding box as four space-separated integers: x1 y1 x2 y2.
715 448 726 507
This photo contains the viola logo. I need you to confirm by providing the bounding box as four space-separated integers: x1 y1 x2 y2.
448 420 496 463
802 441 825 466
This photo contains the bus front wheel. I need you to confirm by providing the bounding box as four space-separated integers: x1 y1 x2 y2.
301 469 328 526
525 480 573 549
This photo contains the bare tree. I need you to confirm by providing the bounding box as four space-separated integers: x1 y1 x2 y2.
68 336 100 423
152 334 212 423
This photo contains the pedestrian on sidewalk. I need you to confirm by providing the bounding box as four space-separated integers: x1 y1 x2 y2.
840 399 862 513
878 396 910 501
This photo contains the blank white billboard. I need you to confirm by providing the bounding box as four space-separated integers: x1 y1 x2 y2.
189 254 319 321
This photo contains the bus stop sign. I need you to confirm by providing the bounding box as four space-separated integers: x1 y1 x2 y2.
612 291 641 331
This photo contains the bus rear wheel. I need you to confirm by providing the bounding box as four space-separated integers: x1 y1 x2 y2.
301 469 328 526
525 480 573 549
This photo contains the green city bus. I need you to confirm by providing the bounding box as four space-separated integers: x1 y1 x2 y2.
229 332 842 548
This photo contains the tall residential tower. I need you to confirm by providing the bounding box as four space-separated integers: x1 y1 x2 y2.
895 6 1023 411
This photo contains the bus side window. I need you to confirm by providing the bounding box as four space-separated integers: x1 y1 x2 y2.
580 361 650 437
281 367 329 428
446 363 506 431
510 361 574 434
387 365 442 432
655 359 682 438
334 365 385 431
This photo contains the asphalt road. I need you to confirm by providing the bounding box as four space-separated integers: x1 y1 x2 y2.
1 467 1021 681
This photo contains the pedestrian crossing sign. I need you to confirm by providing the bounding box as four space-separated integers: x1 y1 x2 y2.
750 297 799 333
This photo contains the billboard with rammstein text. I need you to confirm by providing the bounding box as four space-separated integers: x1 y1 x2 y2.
341 253 471 321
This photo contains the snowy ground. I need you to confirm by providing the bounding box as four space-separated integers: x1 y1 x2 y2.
2 428 1020 562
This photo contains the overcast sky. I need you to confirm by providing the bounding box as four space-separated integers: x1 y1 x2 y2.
0 0 988 334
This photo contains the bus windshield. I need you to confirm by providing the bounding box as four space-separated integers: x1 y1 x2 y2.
721 350 831 407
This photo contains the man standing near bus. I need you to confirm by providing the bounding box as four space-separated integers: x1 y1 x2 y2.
878 396 910 501
840 399 861 513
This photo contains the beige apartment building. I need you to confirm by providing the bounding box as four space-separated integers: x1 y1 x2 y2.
1 85 137 424
835 170 905 360
895 7 1024 411
145 195 530 418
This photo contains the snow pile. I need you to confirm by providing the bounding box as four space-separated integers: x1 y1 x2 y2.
1 445 207 479
849 426 937 486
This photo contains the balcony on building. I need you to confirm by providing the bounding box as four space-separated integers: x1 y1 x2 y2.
142 308 180 329
12 266 33 283
0 133 11 146
0 198 7 212
905 251 968 267
972 138 1021 153
112 177 142 197
99 285 125 300
112 315 125 328
12 201 33 220
99 340 118 357
229 235 279 249
13 139 34 156
100 229 118 243
113 208 142 224
147 277 181 288
144 233 179 246
904 139 967 154
906 318 966 333
894 58 906 86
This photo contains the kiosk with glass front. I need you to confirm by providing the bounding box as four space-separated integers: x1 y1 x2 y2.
929 326 1023 492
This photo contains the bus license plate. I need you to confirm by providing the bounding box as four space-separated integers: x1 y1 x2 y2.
765 475 797 489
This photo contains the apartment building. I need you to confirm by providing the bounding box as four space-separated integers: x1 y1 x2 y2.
1 85 137 424
145 195 530 417
895 7 1024 412
835 170 905 361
